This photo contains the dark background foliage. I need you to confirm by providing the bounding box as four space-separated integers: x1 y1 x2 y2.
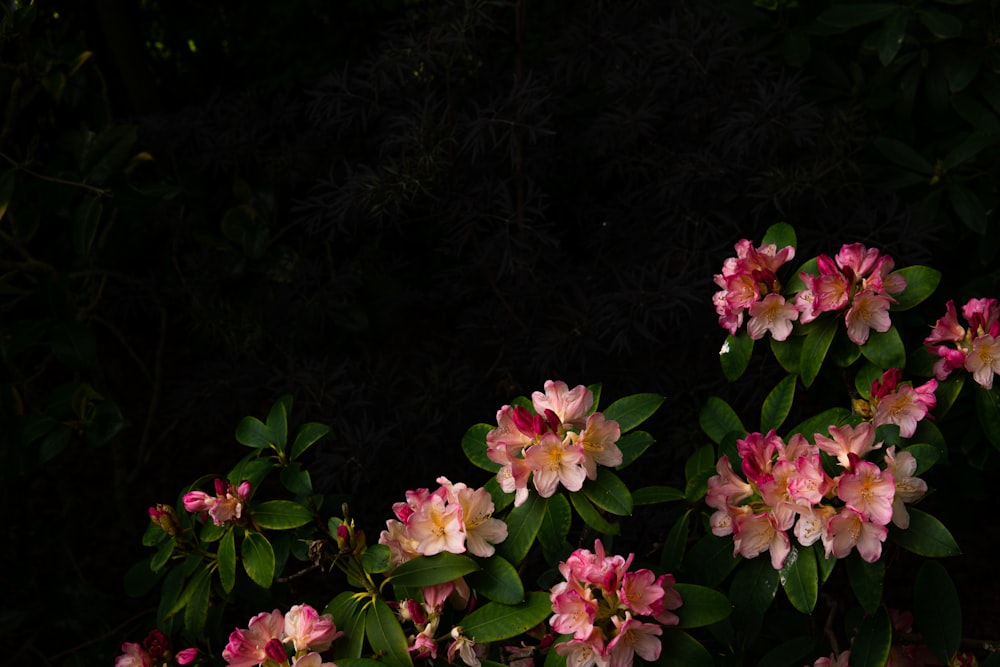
1 0 995 663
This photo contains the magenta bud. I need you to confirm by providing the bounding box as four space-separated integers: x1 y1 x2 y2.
264 638 288 663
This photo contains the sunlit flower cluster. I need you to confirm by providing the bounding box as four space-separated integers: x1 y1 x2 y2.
222 604 342 667
707 425 927 568
714 240 908 345
182 478 252 526
379 476 508 567
115 629 197 667
485 381 622 507
548 540 682 667
925 297 1000 389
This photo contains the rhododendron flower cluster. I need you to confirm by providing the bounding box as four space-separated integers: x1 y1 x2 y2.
115 629 197 667
857 368 937 439
485 380 622 507
182 478 252 526
707 425 926 568
548 540 682 667
714 239 909 345
379 476 508 566
222 604 342 667
925 297 1000 389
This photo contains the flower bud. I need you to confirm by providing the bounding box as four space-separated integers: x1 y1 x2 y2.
148 504 181 537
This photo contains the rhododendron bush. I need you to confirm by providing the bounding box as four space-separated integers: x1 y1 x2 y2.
123 223 1000 667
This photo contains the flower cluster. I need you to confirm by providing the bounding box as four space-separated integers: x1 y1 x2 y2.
548 540 682 667
115 629 197 667
855 368 937 439
925 297 1000 389
379 476 508 567
222 604 342 667
707 425 927 568
714 240 908 345
485 380 622 507
182 478 252 526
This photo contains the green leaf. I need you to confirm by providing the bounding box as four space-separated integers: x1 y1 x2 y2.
917 7 962 38
462 423 500 472
280 462 313 495
854 361 885 400
124 557 163 597
616 430 655 469
366 598 414 667
497 494 547 564
228 455 273 492
801 317 838 387
570 492 619 535
538 492 572 561
873 136 933 174
779 544 818 613
684 534 741 588
601 393 664 433
720 333 754 381
949 184 987 234
861 326 906 368
389 552 479 588
235 416 271 448
467 555 524 604
183 565 212 636
902 443 940 475
699 397 746 445
915 560 962 664
729 556 780 625
336 660 385 667
362 544 392 574
326 591 368 659
761 374 797 432
847 553 885 613
770 334 803 374
816 548 837 584
788 407 854 440
251 500 313 530
818 3 900 28
582 469 632 516
150 536 176 572
892 266 941 311
218 528 236 593
632 485 685 505
976 384 1000 451
460 592 552 643
660 509 690 572
83 125 137 184
241 530 275 588
291 422 330 460
944 130 997 170
878 10 909 66
850 606 892 667
684 443 717 503
660 628 713 667
762 221 797 249
891 507 961 556
757 636 817 667
674 583 732 628
266 396 290 452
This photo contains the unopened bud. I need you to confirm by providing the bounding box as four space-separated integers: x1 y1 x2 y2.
148 504 181 537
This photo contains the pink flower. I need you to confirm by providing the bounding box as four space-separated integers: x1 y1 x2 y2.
438 478 508 557
619 569 664 616
606 613 662 667
448 627 481 667
837 460 895 525
222 609 285 667
793 505 836 547
524 432 587 497
871 372 937 438
555 628 609 667
115 643 150 667
409 626 438 659
713 238 795 334
823 507 887 562
175 648 199 665
733 511 792 569
883 446 928 529
651 574 683 627
576 412 623 480
814 423 881 469
407 493 466 556
182 479 252 526
845 291 893 345
284 603 343 653
706 455 754 511
965 335 1000 389
291 654 337 667
550 588 598 639
926 300 965 344
532 380 594 430
747 293 799 341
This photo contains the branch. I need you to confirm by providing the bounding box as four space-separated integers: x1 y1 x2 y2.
0 151 111 197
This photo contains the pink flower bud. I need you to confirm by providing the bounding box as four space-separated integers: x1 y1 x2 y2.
175 648 198 665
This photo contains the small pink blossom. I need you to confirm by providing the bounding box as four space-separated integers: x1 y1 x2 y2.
965 335 1000 390
872 374 937 438
448 627 481 667
747 293 799 341
532 380 594 430
291 653 337 667
733 511 791 569
524 432 586 497
576 412 623 480
284 603 343 653
182 478 251 526
222 609 285 667
175 648 199 665
550 588 598 639
823 507 887 562
883 446 928 529
845 291 893 345
407 494 466 556
606 613 663 667
555 628 609 667
837 460 895 525
814 423 881 469
619 569 664 616
115 643 150 667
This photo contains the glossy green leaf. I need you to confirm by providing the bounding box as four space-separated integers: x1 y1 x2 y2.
123 557 162 597
497 493 547 564
976 384 1000 451
326 591 368 659
891 508 961 556
632 485 685 505
460 592 553 643
388 552 480 588
538 492 572 560
660 509 690 572
601 393 664 433
218 528 236 593
183 565 212 635
685 443 717 503
861 326 906 369
467 554 524 604
915 560 961 664
157 559 190 625
569 492 619 535
892 266 941 310
291 422 330 460
699 397 746 445
660 628 713 667
280 462 313 495
266 396 290 451
616 430 654 469
251 500 313 529
761 374 797 433
684 534 741 587
917 7 962 38
801 317 837 387
784 257 818 293
762 221 797 249
873 136 933 174
878 10 909 65
902 443 939 475
818 3 900 28
362 544 392 574
462 423 500 472
779 544 818 613
235 416 270 448
485 477 513 513
366 598 414 667
241 530 275 588
817 548 837 584
789 407 854 440
854 361 885 400
674 583 732 629
729 556 780 625
949 184 987 233
150 536 176 572
228 456 273 493
770 334 803 374
720 332 754 381
850 606 892 667
582 469 632 516
847 553 885 613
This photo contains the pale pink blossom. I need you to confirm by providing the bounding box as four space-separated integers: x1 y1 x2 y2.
837 460 895 525
793 505 836 547
873 380 937 438
407 494 466 556
965 335 1000 389
436 478 508 557
524 432 587 497
733 511 792 569
706 455 754 511
619 569 664 616
222 609 285 667
182 478 251 526
555 628 609 667
576 412 623 480
814 423 881 469
115 643 149 667
812 649 851 667
606 613 662 667
747 293 799 341
845 291 893 345
409 626 439 659
284 604 343 653
532 380 594 430
291 653 337 667
926 300 965 344
883 446 928 529
651 574 683 627
823 507 887 562
448 627 481 667
551 588 598 639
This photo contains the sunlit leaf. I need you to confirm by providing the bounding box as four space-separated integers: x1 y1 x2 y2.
461 592 552 643
761 374 797 432
462 423 500 472
601 393 664 433
699 397 745 445
779 544 818 613
388 552 480 589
